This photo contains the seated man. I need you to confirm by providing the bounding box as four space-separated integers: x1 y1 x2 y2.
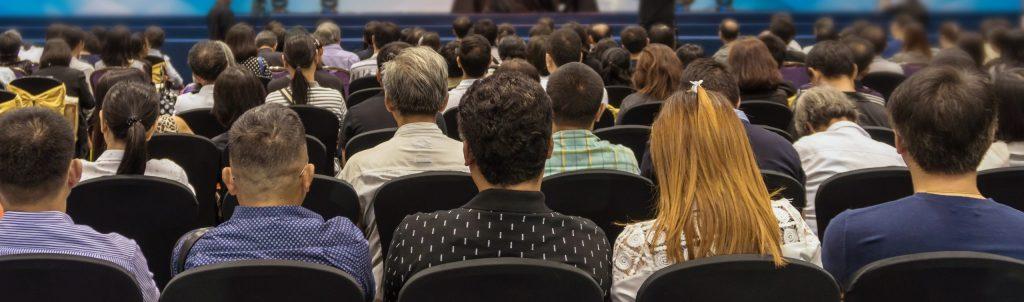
349 22 400 80
338 46 468 297
444 35 490 111
383 72 612 301
0 108 159 301
544 62 638 176
174 104 373 299
174 41 227 113
805 40 890 128
823 67 1024 284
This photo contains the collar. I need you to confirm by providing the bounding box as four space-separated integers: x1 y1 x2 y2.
324 44 343 51
826 121 870 137
458 78 477 87
229 205 320 220
395 122 445 136
95 150 125 162
1 211 75 225
463 189 551 213
733 109 749 122
553 129 597 140
196 84 215 95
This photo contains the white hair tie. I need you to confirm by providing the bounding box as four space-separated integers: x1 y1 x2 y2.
689 80 704 93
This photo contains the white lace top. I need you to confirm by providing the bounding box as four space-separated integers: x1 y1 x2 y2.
610 199 822 302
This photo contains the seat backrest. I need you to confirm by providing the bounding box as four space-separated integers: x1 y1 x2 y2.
762 170 806 210
177 108 228 139
781 66 811 88
171 227 212 275
345 127 397 161
542 169 655 243
149 134 222 226
592 125 650 165
221 175 362 224
443 107 460 141
347 77 381 98
292 105 341 162
636 254 840 302
978 167 1024 212
372 171 477 256
67 175 199 288
860 72 905 100
306 135 334 176
347 87 382 108
739 100 793 131
398 258 604 302
9 76 62 95
605 85 635 108
845 251 1024 302
161 260 364 302
758 125 794 143
862 126 896 147
0 253 144 302
814 167 913 239
618 102 663 126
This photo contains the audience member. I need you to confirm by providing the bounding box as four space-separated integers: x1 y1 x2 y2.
713 18 740 64
858 25 904 74
0 107 160 302
759 33 802 67
256 30 284 67
59 26 97 86
497 23 517 42
211 66 267 149
0 31 24 83
619 44 682 119
225 23 272 84
175 41 228 113
675 43 704 69
471 18 500 64
439 40 463 89
939 21 960 49
770 13 802 52
206 0 236 40
452 16 472 40
728 38 794 105
590 37 618 60
980 18 1012 65
884 14 916 58
930 48 983 75
987 29 1024 74
979 68 1024 168
95 26 146 72
648 23 676 48
546 28 610 104
957 31 987 70
35 39 96 157
418 32 441 50
620 25 649 61
445 35 490 111
342 42 431 148
823 67 1024 284
265 41 346 95
497 35 527 61
266 35 348 122
494 58 540 82
805 40 890 128
316 21 360 70
144 26 184 87
526 35 551 78
891 22 932 65
600 47 632 87
173 103 374 300
92 68 192 154
805 17 838 53
383 71 612 301
612 86 819 302
354 21 379 60
589 23 612 44
529 23 553 37
350 22 400 80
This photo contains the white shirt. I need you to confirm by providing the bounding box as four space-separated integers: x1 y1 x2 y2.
265 82 348 123
70 58 95 89
19 46 43 63
868 56 905 75
174 84 215 114
0 67 15 85
793 121 906 233
349 54 378 80
787 40 803 53
979 141 1024 170
444 79 477 111
81 150 194 194
337 122 468 300
611 199 821 302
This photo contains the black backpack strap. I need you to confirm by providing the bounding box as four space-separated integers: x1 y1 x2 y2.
173 227 211 274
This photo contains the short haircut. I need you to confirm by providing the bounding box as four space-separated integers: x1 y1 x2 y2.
0 32 20 64
994 69 1024 142
214 66 268 128
228 103 308 192
681 58 740 105
0 108 75 204
957 32 986 69
373 22 401 49
676 43 705 69
440 40 463 78
382 47 448 115
547 29 583 67
939 21 960 44
814 17 838 42
806 40 856 78
40 39 72 68
648 24 676 48
256 30 278 48
529 24 552 37
757 34 787 68
225 23 258 62
620 25 649 54
457 35 491 78
63 27 85 49
144 26 165 49
793 86 858 136
101 26 132 67
497 23 516 42
376 41 413 74
719 19 740 41
858 25 888 55
188 40 229 82
453 16 472 39
526 35 551 76
495 59 540 83
45 23 68 41
931 48 981 74
769 13 796 43
471 19 498 46
841 36 875 77
589 23 611 42
560 22 589 49
459 71 552 185
314 22 341 45
418 32 441 50
547 62 604 127
497 35 527 60
889 67 996 174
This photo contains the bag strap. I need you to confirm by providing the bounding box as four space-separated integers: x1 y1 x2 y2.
174 227 211 274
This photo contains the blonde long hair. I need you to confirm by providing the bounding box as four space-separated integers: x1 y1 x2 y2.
648 86 785 266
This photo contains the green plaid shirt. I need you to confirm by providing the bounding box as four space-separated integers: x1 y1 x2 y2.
544 130 640 177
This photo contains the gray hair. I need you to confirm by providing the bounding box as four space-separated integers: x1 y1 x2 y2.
213 41 237 67
793 86 859 137
314 22 341 45
381 46 449 115
256 30 278 48
228 103 307 191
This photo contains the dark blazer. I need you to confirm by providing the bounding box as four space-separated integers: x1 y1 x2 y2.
267 70 346 95
258 48 284 67
206 3 236 40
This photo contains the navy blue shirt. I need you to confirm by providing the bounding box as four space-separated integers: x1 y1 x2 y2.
823 193 1024 284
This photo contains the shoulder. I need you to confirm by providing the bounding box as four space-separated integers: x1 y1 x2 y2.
323 216 366 241
71 224 143 259
616 220 655 247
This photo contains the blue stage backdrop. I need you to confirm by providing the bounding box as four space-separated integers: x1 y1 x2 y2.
0 0 1018 15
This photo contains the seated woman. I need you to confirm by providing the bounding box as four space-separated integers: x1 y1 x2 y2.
225 23 273 85
600 47 632 87
265 34 347 123
211 66 268 150
34 39 95 158
617 44 682 122
728 37 795 106
90 69 191 157
890 22 933 66
82 81 193 193
93 26 147 72
611 85 820 302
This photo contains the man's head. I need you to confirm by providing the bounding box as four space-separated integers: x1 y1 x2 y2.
769 13 796 43
376 41 413 77
314 22 342 45
620 25 649 55
144 26 165 50
471 19 498 46
0 108 80 209
440 40 463 79
719 18 740 43
814 17 838 42
858 25 888 56
649 23 676 48
546 28 583 72
806 40 857 82
497 35 527 61
547 62 605 129
457 35 491 78
676 43 704 69
372 22 401 50
453 16 472 39
225 104 313 205
681 58 740 106
0 31 22 64
757 33 787 68
842 36 875 78
589 23 611 43
495 59 540 83
459 72 552 188
188 40 229 84
793 86 859 136
383 47 449 118
256 30 278 50
889 67 997 175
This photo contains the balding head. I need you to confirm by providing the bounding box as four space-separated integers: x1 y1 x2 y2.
383 47 449 116
226 104 312 204
719 19 740 42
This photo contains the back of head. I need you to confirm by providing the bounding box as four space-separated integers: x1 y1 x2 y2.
225 23 258 61
188 40 228 82
62 27 85 50
283 34 317 104
560 22 588 49
590 38 618 59
633 44 684 100
95 68 149 107
841 36 875 77
526 35 551 76
769 14 797 43
547 29 582 67
931 48 981 74
40 39 72 69
957 32 986 69
889 67 996 174
728 38 782 91
681 58 740 105
814 17 837 42
144 26 165 49
793 86 858 137
497 35 527 61
807 40 856 78
214 66 268 128
497 23 516 42
495 58 540 83
529 24 552 37
901 22 931 57
373 22 401 49
649 87 783 265
547 62 604 127
129 32 147 59
382 47 448 115
440 40 463 78
256 30 278 49
994 68 1024 142
620 25 649 54
601 47 631 85
101 26 132 67
0 108 75 205
757 34 787 68
471 19 498 46
314 22 342 45
453 16 472 39
401 27 426 46
939 22 960 45
676 44 705 69
997 29 1024 65
419 32 441 50
589 23 611 43
457 35 490 78
362 20 380 46
649 24 676 48
227 103 308 194
979 17 1011 42
0 32 20 64
459 71 552 186
101 81 159 175
45 23 69 41
719 19 740 42
858 25 888 56
376 41 413 73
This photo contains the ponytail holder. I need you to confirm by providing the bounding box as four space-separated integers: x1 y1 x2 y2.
126 117 142 127
689 80 704 93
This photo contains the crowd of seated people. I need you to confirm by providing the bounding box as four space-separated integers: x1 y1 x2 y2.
1 12 1024 302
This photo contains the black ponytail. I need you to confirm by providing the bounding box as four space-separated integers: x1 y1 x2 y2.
119 118 149 175
284 34 316 105
100 81 159 175
290 67 310 105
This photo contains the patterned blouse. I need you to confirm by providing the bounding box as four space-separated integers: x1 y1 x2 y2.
240 56 272 82
610 199 821 302
154 115 179 134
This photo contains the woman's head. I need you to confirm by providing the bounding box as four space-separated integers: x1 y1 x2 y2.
994 68 1024 142
214 66 267 128
284 34 318 105
728 38 783 92
129 32 148 60
39 39 72 68
793 86 859 137
100 81 159 175
101 26 133 67
225 23 258 62
526 35 551 76
600 47 631 86
957 32 986 69
90 68 150 155
649 87 784 265
901 22 932 59
632 44 683 100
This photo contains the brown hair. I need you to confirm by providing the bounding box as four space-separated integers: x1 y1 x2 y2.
902 22 933 59
727 38 783 92
632 44 683 101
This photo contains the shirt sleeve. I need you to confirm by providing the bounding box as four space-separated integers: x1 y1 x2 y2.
128 243 161 302
382 218 411 302
822 211 849 284
163 55 184 88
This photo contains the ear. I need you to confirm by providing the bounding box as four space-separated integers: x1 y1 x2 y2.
222 167 238 196
384 95 397 114
371 36 378 50
851 64 860 79
893 131 906 155
545 53 556 73
593 105 606 123
440 94 449 114
808 67 822 83
577 51 583 63
463 142 474 167
145 122 158 140
300 164 314 194
67 159 82 188
456 56 464 72
545 135 554 160
98 111 109 134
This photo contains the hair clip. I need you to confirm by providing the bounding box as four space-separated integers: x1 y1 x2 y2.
689 80 704 93
126 117 141 127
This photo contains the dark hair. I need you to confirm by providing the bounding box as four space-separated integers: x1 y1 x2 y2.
757 34 787 68
769 13 797 43
676 43 705 69
994 69 1024 142
401 27 426 46
996 29 1024 66
537 17 555 31
470 19 498 46
814 17 838 42
931 48 982 75
376 41 413 73
495 59 540 83
648 24 676 48
268 21 288 52
620 26 649 54
84 31 102 54
842 37 875 77
681 58 740 104
858 25 888 55
957 32 986 69
101 81 159 175
728 38 783 92
45 24 69 41
560 22 589 49
144 26 165 49
284 35 317 105
526 35 551 76
600 47 632 86
497 35 527 61
0 108 75 203
129 32 147 59
225 23 259 62
590 38 618 60
529 24 552 37
440 40 463 78
547 62 604 127
453 16 472 39
901 22 932 59
419 32 441 50
0 32 20 65
459 71 552 185
633 44 683 101
227 103 307 180
807 40 856 78
256 30 278 49
980 17 1012 41
889 67 996 174
457 35 490 78
497 23 516 42
214 66 267 128
939 22 960 45
719 18 740 41
372 22 401 49
547 29 583 67
100 26 133 67
360 20 380 49
188 40 228 82
40 39 72 68
63 27 85 50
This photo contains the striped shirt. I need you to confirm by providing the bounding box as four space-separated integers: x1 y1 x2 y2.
0 211 160 301
544 129 640 177
265 82 349 123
